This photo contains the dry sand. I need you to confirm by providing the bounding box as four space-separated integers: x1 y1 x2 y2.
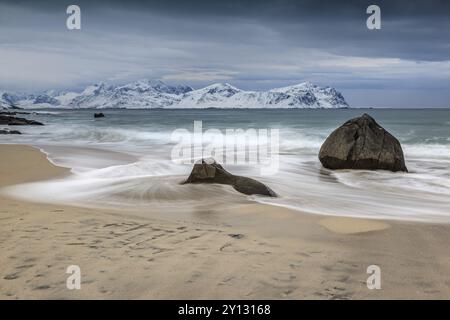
0 144 449 299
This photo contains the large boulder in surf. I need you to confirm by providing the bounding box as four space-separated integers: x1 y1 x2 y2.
319 113 407 172
183 158 277 197
0 115 43 125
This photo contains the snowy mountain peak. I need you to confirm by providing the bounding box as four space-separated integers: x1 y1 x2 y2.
199 83 241 95
118 79 193 95
81 82 111 95
272 81 316 92
205 82 240 90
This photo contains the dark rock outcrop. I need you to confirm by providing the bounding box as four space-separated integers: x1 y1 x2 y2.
94 113 105 118
0 129 21 134
0 111 31 116
319 113 407 172
0 115 43 126
183 158 277 197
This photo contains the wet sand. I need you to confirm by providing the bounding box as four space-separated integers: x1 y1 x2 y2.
0 144 449 299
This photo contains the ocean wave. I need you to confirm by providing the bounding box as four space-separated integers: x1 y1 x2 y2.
2 173 247 211
32 111 61 115
48 126 173 144
403 143 450 160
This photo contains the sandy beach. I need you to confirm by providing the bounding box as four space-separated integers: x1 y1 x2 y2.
1 144 450 299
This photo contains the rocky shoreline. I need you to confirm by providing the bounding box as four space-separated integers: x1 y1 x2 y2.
0 114 44 126
0 111 44 134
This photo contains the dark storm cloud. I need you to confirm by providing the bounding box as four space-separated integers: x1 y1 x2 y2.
9 0 448 17
0 0 449 107
4 0 450 61
132 0 450 62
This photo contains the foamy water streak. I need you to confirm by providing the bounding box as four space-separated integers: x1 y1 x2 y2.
2 109 450 223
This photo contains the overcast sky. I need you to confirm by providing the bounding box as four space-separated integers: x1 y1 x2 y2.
0 0 449 107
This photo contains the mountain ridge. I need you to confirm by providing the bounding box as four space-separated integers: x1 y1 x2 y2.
1 80 349 109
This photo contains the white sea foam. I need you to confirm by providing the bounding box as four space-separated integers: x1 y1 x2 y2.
404 144 450 160
2 109 450 223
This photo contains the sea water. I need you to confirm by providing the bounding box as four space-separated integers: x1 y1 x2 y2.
2 108 450 223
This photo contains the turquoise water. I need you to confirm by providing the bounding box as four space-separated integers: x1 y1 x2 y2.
2 108 450 222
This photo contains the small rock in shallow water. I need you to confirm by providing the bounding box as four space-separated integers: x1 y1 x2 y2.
0 128 21 134
183 158 277 197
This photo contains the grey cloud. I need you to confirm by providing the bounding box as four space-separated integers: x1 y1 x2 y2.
0 0 449 107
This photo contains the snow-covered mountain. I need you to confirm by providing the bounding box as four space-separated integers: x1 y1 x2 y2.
67 80 193 109
1 92 26 109
177 82 348 109
0 96 10 109
2 80 349 109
